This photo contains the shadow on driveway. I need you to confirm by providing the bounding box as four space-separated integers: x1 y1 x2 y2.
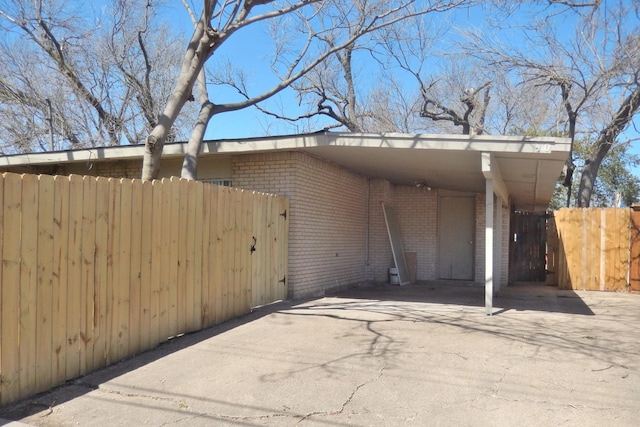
332 280 595 315
2 282 638 426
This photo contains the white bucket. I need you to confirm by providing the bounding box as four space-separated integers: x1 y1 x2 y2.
389 267 400 285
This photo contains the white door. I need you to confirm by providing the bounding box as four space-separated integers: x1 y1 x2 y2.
438 196 475 280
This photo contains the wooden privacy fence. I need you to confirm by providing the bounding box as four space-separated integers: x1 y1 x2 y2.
546 208 637 291
0 172 288 406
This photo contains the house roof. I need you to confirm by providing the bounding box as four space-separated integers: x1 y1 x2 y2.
0 132 570 211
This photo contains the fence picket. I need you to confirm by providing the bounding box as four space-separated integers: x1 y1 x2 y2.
184 180 197 332
36 175 55 392
149 180 163 346
106 177 121 366
19 174 39 397
65 176 84 380
117 179 132 360
192 181 204 331
80 176 97 374
167 177 180 338
139 180 153 353
1 173 22 403
93 177 110 370
51 176 69 386
241 190 253 313
630 210 640 291
278 197 290 301
209 187 227 323
128 179 143 356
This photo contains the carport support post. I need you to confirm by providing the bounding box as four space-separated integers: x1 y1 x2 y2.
485 178 494 316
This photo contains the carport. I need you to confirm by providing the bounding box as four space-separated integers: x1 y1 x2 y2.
286 133 571 314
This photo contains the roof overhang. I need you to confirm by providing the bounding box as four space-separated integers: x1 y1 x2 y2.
0 132 570 211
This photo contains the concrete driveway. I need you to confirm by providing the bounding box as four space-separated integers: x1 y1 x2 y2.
1 282 639 426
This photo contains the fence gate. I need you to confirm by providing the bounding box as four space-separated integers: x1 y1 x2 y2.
509 211 548 282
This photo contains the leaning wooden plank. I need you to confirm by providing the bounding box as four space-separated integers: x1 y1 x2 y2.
128 179 143 356
1 173 22 404
65 175 84 380
92 177 110 370
35 174 55 394
51 176 70 387
382 203 410 286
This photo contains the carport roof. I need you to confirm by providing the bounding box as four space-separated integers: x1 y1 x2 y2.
0 132 570 211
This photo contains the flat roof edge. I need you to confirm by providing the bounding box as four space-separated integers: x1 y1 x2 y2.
0 132 572 167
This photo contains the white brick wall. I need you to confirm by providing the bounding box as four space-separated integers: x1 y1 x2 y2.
232 152 368 299
394 186 438 281
367 179 395 282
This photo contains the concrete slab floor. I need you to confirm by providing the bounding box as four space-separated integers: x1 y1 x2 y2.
1 282 638 426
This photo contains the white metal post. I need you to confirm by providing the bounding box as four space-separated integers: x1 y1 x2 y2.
485 179 494 316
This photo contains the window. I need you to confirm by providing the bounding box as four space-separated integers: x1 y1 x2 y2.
201 179 232 187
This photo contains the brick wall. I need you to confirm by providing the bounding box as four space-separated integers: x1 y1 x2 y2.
475 193 486 283
395 186 438 281
367 179 395 282
233 151 368 299
91 160 142 178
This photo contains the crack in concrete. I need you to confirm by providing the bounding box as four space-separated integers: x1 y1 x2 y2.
74 365 389 425
297 364 387 424
75 381 189 408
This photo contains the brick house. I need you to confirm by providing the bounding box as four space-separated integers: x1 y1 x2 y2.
0 132 571 311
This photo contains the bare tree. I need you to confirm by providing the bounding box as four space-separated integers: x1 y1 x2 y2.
465 1 640 206
248 2 472 134
144 0 478 180
0 0 192 153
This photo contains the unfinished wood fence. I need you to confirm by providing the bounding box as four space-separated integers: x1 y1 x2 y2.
0 172 288 406
546 208 634 291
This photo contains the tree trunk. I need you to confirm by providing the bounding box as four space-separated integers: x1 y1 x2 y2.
181 101 216 180
576 151 605 207
576 85 640 207
141 16 215 180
